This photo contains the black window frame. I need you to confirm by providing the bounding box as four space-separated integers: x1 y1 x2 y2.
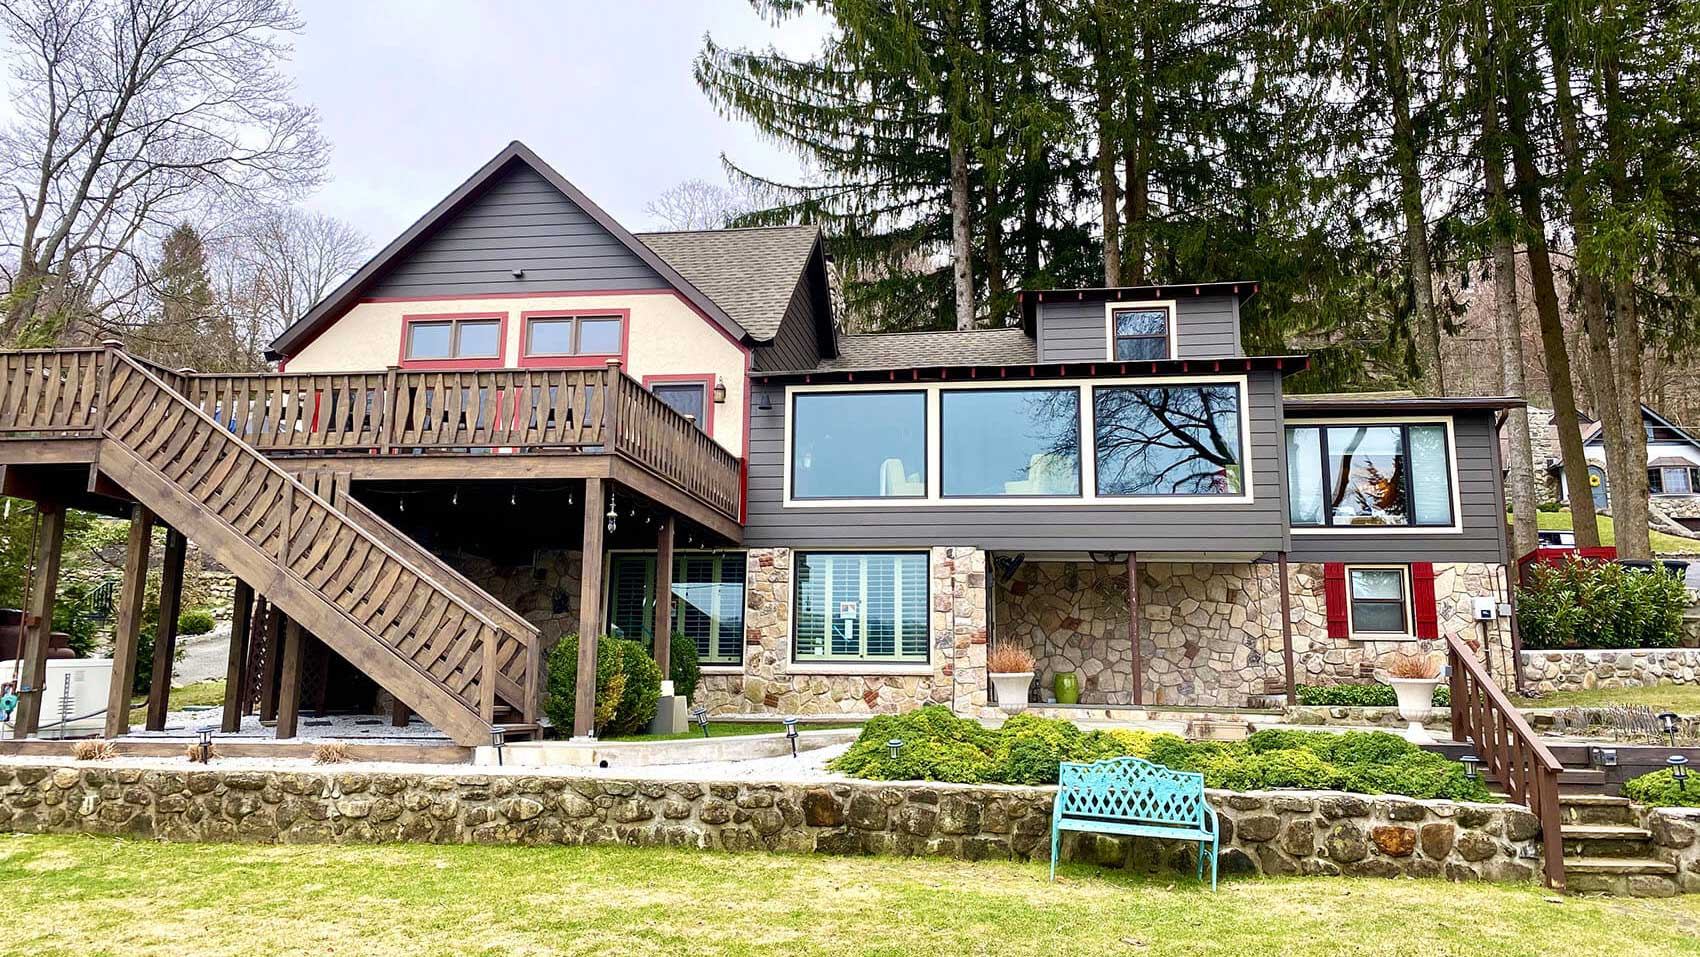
1286 422 1455 528
1109 305 1173 361
789 389 929 501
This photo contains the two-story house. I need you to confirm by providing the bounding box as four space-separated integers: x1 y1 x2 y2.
0 141 1522 746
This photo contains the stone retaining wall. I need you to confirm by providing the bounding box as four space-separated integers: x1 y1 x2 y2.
1645 806 1700 894
0 762 1539 883
1520 648 1700 693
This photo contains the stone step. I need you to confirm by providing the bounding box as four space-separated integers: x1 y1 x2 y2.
1562 824 1655 857
1563 857 1677 876
1559 794 1638 826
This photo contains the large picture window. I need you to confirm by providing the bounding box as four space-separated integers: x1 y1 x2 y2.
941 388 1079 496
607 552 745 665
794 552 928 663
1092 384 1244 495
1287 423 1454 527
791 391 926 499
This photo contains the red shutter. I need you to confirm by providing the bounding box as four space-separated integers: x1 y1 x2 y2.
1411 562 1440 639
1323 563 1349 639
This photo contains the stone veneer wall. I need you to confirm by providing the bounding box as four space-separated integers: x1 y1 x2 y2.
451 548 583 649
993 560 1514 708
694 547 990 718
1644 807 1700 895
0 763 1541 883
1520 648 1700 693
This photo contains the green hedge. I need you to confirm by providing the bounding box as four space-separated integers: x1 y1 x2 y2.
1622 768 1700 808
667 633 701 703
177 609 216 636
1517 558 1688 650
829 705 1493 801
1295 683 1449 708
544 635 631 735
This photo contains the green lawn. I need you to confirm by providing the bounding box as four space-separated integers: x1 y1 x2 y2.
126 679 226 726
604 720 860 742
1518 509 1700 556
1515 683 1700 711
2 835 1697 957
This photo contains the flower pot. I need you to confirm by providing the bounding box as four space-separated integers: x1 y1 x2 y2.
989 672 1035 713
1054 671 1081 705
1386 677 1442 744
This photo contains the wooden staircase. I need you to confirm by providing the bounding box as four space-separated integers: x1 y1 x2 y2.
2 347 541 746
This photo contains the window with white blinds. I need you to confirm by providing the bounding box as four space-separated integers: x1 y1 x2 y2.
606 552 745 665
794 552 929 663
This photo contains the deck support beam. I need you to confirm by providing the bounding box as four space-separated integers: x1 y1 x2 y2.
104 504 155 738
1278 552 1297 702
275 618 306 739
144 527 188 731
574 477 606 738
221 580 254 732
1127 552 1143 707
11 501 66 738
653 513 674 682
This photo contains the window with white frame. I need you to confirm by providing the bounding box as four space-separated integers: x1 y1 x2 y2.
941 387 1080 496
1649 465 1700 496
1287 423 1454 527
794 552 928 662
1093 384 1245 495
1108 306 1172 360
607 552 745 665
791 391 926 499
1346 566 1412 636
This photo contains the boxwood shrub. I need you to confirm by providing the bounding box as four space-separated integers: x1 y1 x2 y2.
1517 558 1688 650
1622 768 1700 808
544 634 627 735
1295 682 1449 708
828 705 1492 801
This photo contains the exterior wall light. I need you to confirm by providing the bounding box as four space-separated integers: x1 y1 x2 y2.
692 706 710 738
783 716 799 757
713 377 727 404
1459 754 1480 780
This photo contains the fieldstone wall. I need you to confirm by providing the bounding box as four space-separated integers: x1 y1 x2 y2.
1645 807 1700 895
1520 648 1700 693
452 548 583 648
694 547 989 718
0 762 1540 883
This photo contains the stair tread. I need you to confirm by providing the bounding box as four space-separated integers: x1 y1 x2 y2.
1559 794 1634 806
1562 824 1653 839
1562 857 1677 875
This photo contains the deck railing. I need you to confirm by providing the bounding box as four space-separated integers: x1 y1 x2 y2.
1446 632 1565 889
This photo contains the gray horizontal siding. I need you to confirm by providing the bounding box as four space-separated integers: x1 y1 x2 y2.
741 371 1289 553
1286 411 1508 565
1036 296 1242 363
367 164 668 298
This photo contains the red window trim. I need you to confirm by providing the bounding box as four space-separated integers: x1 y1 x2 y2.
517 309 631 368
398 312 508 369
642 372 717 435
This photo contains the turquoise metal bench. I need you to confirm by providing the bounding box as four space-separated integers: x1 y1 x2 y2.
1051 756 1219 890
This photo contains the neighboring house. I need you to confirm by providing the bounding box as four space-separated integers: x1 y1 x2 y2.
0 141 1523 744
1536 404 1700 533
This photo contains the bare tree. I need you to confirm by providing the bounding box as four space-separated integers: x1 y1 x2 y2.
0 0 327 345
227 207 365 350
644 178 757 231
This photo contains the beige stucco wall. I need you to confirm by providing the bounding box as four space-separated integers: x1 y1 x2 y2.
283 292 749 455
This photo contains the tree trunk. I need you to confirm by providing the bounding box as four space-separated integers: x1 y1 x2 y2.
1095 65 1121 286
1122 31 1154 286
1601 40 1652 558
1383 1 1445 395
949 130 977 331
1502 46 1601 547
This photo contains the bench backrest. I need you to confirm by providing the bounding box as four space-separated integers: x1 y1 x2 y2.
1056 757 1207 829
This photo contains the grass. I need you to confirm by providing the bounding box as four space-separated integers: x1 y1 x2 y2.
1517 508 1700 556
2 835 1698 957
603 720 861 742
126 678 225 726
1515 683 1700 711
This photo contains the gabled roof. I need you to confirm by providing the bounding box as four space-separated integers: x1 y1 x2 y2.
815 327 1037 372
267 141 752 359
1582 403 1700 449
636 225 822 341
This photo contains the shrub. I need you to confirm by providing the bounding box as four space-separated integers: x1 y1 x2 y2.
1537 500 1564 513
1623 769 1700 808
543 634 626 736
609 638 663 736
987 644 1036 674
1294 683 1449 708
1517 558 1688 650
177 608 216 636
830 706 1003 782
668 633 701 704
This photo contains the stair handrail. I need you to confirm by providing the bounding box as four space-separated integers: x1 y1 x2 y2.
1445 632 1565 889
100 348 523 718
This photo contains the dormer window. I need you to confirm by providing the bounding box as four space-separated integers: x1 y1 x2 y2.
1107 306 1173 360
519 310 627 366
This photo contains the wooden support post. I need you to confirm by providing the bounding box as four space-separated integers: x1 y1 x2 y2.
653 513 675 682
221 580 253 732
390 699 411 727
258 604 284 723
1127 552 1143 707
574 477 606 737
275 618 306 739
11 502 66 738
240 596 268 715
144 527 187 731
104 504 155 738
1278 552 1297 702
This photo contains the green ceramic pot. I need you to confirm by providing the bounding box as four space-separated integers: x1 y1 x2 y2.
1053 671 1080 705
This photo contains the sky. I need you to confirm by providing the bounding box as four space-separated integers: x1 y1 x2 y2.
287 0 831 242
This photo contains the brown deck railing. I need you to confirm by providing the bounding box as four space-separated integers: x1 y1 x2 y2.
182 362 740 520
1447 632 1565 889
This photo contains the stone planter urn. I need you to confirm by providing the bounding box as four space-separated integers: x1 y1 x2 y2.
1386 677 1442 744
990 672 1035 713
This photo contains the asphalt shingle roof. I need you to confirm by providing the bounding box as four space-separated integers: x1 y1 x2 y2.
814 327 1037 372
637 225 820 341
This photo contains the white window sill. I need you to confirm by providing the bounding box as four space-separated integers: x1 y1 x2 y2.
1349 633 1419 644
699 665 744 676
785 662 934 677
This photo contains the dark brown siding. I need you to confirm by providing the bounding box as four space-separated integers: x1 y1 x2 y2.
1037 296 1242 362
367 164 669 298
753 276 822 372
